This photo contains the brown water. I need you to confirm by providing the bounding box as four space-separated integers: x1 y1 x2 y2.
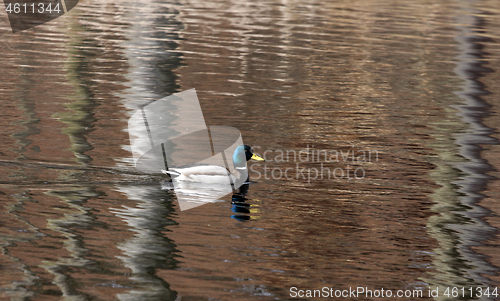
2 0 500 300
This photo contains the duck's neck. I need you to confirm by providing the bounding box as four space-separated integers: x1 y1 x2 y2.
233 149 247 171
233 160 247 170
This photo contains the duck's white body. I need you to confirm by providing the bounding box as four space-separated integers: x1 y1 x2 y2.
162 145 263 186
163 165 243 185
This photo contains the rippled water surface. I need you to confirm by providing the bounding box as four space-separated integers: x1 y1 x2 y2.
2 0 500 300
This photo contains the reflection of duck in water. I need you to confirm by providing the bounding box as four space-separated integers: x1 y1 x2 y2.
162 145 264 184
231 183 251 221
231 183 262 221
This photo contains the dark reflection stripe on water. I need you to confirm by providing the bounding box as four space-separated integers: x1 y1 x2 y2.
424 2 500 298
111 186 179 301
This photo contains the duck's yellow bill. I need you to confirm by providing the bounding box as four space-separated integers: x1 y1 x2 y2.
251 153 265 161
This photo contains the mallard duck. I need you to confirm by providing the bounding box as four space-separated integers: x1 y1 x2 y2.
162 145 264 184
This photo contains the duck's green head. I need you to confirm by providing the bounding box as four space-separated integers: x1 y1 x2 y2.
233 145 265 167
